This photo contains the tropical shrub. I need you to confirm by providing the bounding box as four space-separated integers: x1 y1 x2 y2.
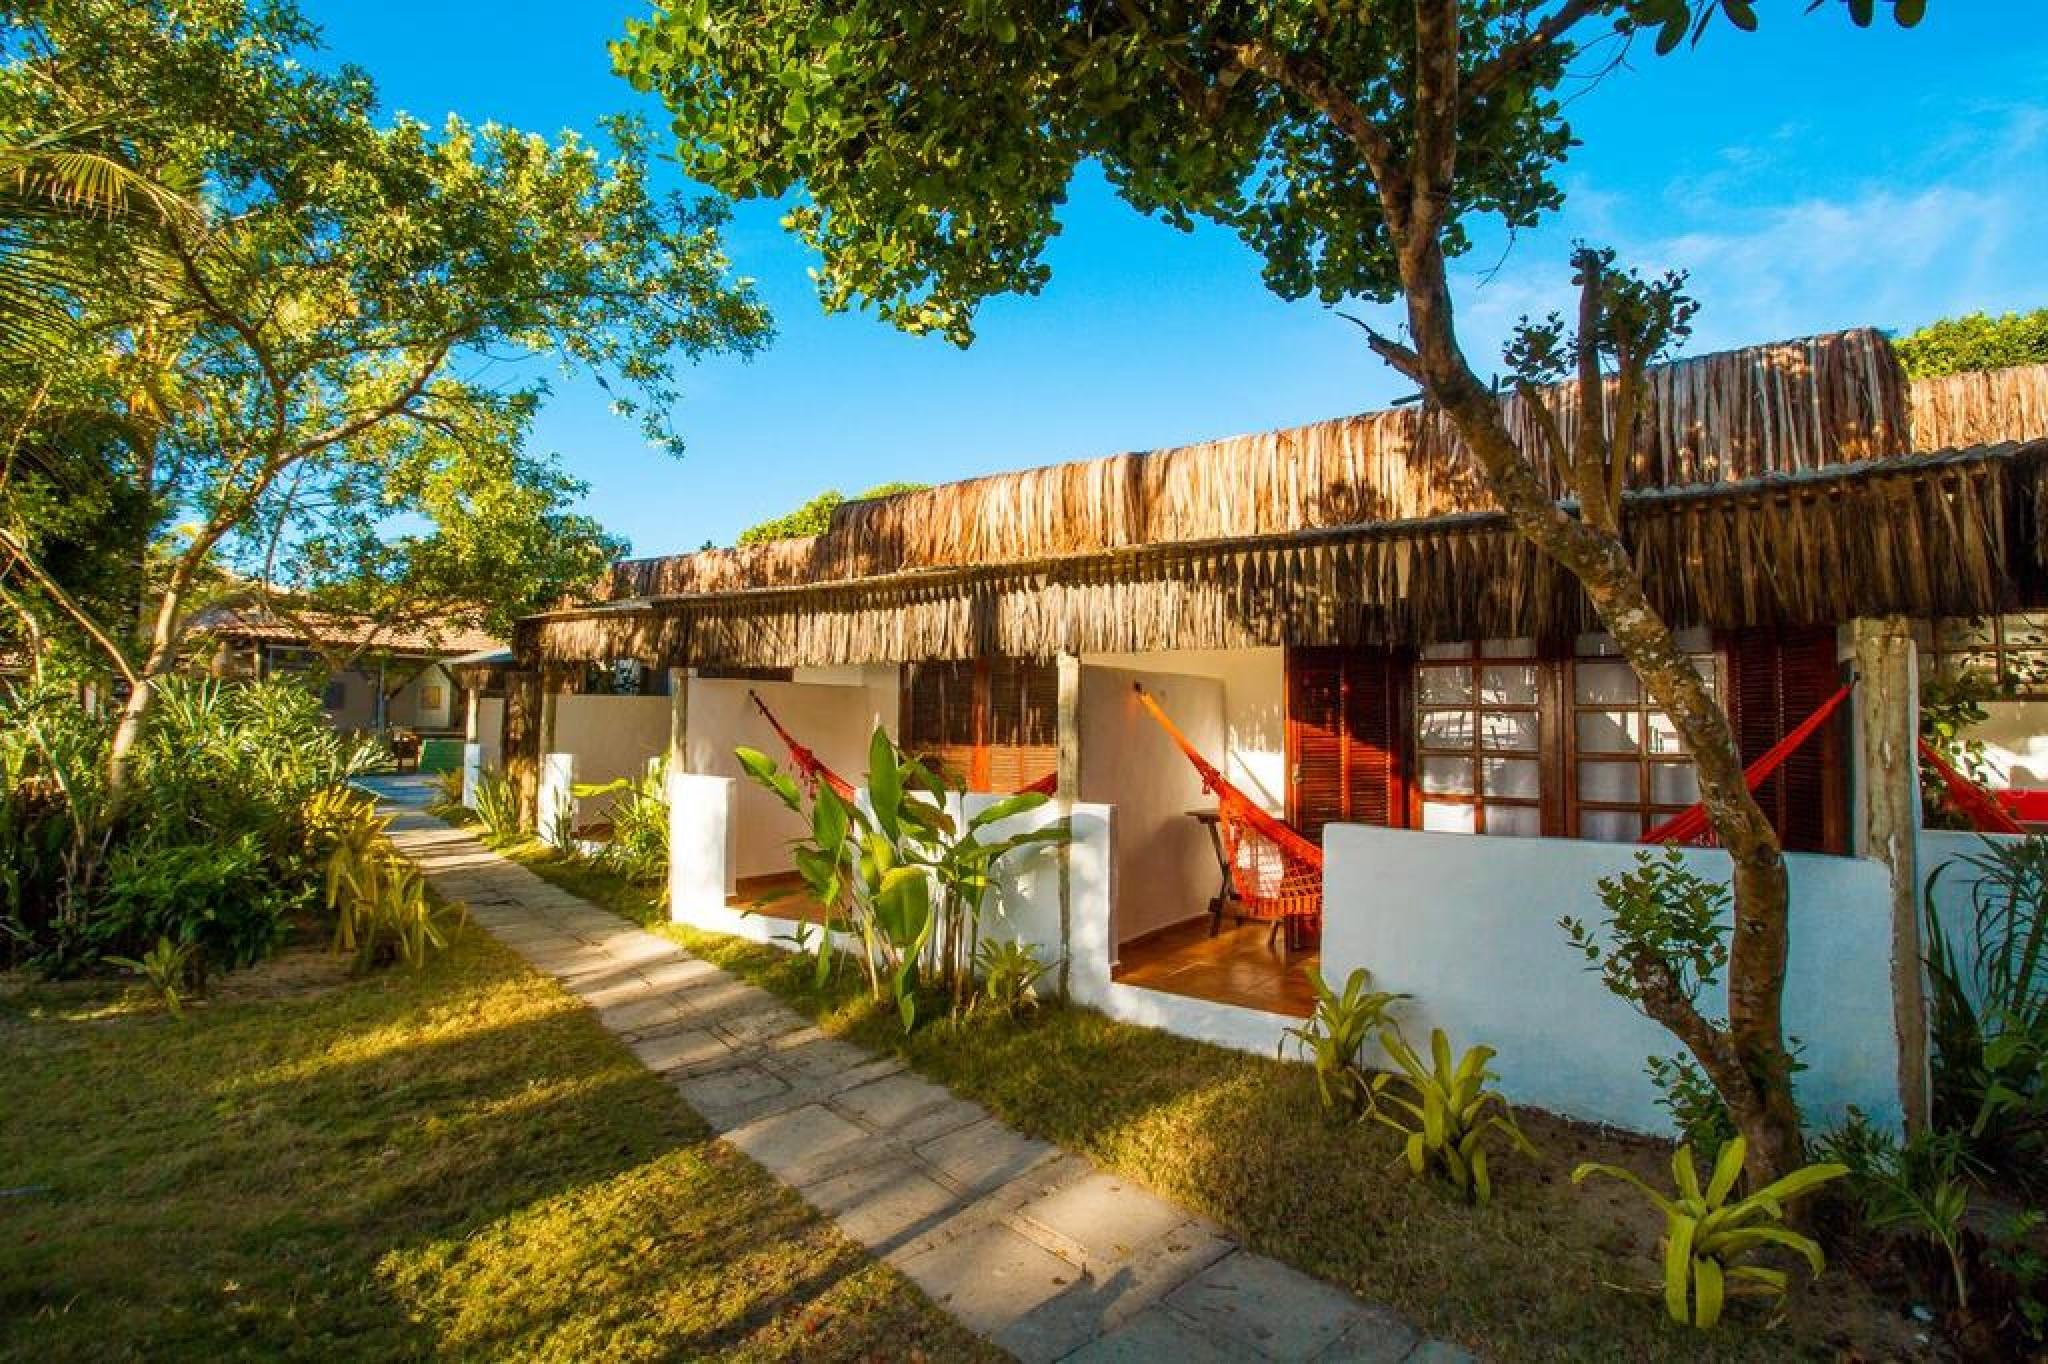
1573 1137 1846 1329
1282 966 1405 1117
1925 836 2048 1182
1369 1027 1535 1205
320 787 462 971
469 770 523 848
737 727 1069 1030
1818 1109 1978 1312
1895 308 2048 380
971 937 1054 1019
575 760 670 885
1645 1053 1739 1160
94 833 286 978
106 936 199 1017
425 766 468 820
0 675 379 977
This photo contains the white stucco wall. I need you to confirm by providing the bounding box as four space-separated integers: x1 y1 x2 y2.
686 674 897 881
1083 648 1285 811
474 697 505 771
552 695 671 794
1322 824 1904 1136
1079 665 1225 945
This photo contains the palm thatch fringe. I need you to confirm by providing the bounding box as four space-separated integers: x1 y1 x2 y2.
595 329 1907 602
521 443 2043 671
1910 364 2048 451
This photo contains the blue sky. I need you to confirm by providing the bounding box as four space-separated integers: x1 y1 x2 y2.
303 3 2047 559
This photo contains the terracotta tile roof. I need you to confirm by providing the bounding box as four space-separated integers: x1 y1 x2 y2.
190 607 503 657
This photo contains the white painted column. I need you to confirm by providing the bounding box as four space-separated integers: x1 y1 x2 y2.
1055 650 1082 999
668 770 737 923
1852 615 1929 1135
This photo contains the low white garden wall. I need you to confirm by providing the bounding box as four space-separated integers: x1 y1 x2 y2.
538 752 576 847
552 694 671 794
1322 825 1905 1136
475 697 504 770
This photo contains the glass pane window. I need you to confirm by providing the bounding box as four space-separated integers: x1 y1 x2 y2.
1924 614 2048 698
1570 641 1720 839
1413 640 1547 837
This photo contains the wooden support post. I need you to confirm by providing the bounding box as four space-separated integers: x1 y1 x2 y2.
1055 651 1082 999
502 669 541 832
1853 616 1929 1135
666 666 690 774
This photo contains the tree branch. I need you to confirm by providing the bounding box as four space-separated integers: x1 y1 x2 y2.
0 528 141 685
1465 0 1609 104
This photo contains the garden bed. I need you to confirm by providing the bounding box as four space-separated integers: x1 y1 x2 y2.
517 845 1942 1363
0 925 994 1363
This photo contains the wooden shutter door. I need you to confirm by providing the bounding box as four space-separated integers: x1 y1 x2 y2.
1287 647 1410 841
1288 650 1348 842
1724 627 1847 853
1345 651 1409 828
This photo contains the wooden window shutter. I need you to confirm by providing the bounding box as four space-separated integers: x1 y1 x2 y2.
1287 647 1410 841
985 658 1058 794
1724 627 1847 854
904 661 978 788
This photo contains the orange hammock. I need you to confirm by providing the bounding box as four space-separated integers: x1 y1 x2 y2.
1639 682 1854 846
1131 683 1324 931
1917 738 2027 835
747 690 1058 802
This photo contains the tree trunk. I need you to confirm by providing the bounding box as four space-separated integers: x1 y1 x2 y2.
1393 237 1806 1178
106 582 188 805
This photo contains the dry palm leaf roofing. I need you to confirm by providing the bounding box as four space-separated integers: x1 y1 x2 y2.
517 331 2048 670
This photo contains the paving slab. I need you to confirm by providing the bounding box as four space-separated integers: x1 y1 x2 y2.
891 1220 1080 1336
917 1116 1057 1195
672 1061 792 1127
800 1156 964 1252
1057 1306 1243 1364
1015 1170 1194 1265
628 1027 734 1075
1164 1252 1375 1362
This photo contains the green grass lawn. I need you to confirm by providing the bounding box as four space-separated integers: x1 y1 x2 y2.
518 845 1932 1363
0 923 996 1363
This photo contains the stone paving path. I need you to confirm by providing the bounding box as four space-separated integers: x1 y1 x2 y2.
385 810 1468 1363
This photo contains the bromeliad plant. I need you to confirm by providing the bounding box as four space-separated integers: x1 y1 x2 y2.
971 937 1055 1019
737 726 1069 1031
1282 966 1406 1117
1572 1137 1847 1329
1370 1027 1535 1205
319 789 463 971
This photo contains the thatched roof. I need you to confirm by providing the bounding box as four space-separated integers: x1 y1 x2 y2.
517 334 2048 671
594 329 1910 602
521 440 2048 670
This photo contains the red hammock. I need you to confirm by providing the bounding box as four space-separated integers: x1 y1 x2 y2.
1917 738 2027 835
1640 682 1854 846
1131 684 1324 935
749 690 857 801
747 690 1058 802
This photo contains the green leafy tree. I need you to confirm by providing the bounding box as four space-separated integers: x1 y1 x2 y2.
620 0 1924 1181
735 481 928 545
0 0 770 799
1895 308 2048 380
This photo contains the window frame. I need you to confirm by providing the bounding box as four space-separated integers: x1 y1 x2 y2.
1564 636 1724 843
1409 637 1555 837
